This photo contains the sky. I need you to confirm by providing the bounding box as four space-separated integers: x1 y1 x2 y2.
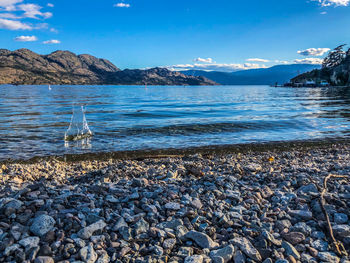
0 0 350 72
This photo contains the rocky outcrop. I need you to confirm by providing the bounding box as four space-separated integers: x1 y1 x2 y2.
0 49 217 86
292 55 350 86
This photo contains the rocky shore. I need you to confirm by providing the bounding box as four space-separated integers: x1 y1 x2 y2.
0 143 350 263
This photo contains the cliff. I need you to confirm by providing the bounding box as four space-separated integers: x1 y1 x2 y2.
0 49 216 86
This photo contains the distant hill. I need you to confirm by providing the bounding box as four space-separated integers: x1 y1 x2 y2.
181 64 321 85
0 49 216 86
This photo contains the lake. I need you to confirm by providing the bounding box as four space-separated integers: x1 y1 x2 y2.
1 85 350 160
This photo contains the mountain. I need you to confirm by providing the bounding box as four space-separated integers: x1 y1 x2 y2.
181 64 321 85
292 54 350 86
0 49 216 86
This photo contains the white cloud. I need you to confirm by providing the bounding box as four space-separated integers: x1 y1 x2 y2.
194 57 213 63
274 60 290 64
0 0 23 11
47 3 54 7
18 3 52 19
297 48 330 56
170 63 267 72
246 58 270 63
294 58 323 64
14 35 37 41
43 39 60 44
0 18 32 30
114 3 130 8
320 11 327 14
313 0 350 6
0 12 22 19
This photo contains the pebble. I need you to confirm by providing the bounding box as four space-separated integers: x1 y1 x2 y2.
0 145 349 262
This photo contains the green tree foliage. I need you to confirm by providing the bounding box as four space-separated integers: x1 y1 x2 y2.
322 44 347 69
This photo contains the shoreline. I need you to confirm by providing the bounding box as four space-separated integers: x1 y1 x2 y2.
2 137 350 164
0 140 349 262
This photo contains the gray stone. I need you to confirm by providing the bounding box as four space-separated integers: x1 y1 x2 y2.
134 218 149 235
78 220 106 239
231 237 262 262
185 230 218 249
332 224 350 238
30 215 55 237
113 217 128 231
165 202 181 210
163 238 176 250
288 210 313 220
318 252 340 263
184 255 203 263
291 222 312 236
119 226 132 240
34 256 54 263
262 230 282 246
19 236 40 249
234 250 246 263
178 247 193 258
282 232 305 245
210 245 235 263
4 244 20 256
96 251 110 263
311 239 329 252
334 213 348 224
282 241 300 260
80 243 98 263
298 184 318 194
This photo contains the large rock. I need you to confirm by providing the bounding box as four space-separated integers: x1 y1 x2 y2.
185 230 219 249
210 245 235 263
332 224 350 238
282 241 300 260
80 244 98 263
231 237 262 262
30 215 55 237
78 220 106 239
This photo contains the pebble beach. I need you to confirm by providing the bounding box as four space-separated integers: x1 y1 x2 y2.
0 142 350 263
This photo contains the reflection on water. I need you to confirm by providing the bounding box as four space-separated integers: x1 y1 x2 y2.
1 85 350 160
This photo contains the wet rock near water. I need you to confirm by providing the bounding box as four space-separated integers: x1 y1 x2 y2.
0 143 350 262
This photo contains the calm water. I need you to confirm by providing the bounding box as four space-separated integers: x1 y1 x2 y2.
1 85 350 160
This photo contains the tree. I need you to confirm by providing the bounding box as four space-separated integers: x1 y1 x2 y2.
322 44 347 69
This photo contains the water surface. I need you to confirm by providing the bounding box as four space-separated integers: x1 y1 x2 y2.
1 85 350 160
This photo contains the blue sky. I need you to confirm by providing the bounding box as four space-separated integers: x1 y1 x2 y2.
0 0 350 71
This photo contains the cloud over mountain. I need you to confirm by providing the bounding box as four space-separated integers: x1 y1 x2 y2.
297 48 330 56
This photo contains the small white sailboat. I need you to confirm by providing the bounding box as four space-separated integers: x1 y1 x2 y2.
48 84 52 90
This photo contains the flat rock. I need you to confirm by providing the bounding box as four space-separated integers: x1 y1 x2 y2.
78 220 106 239
185 230 218 249
282 232 305 245
231 237 262 262
30 215 55 237
165 202 181 210
282 241 300 260
210 245 235 263
184 255 203 263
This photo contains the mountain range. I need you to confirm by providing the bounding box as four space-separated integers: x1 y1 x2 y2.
0 49 216 86
181 64 321 85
